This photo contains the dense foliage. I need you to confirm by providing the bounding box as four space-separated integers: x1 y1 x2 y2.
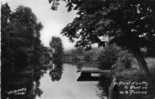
49 37 64 81
97 45 120 70
97 44 134 70
2 4 50 99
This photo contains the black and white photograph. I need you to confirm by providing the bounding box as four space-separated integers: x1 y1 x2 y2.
1 0 155 99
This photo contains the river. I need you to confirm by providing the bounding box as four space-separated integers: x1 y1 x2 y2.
36 64 101 99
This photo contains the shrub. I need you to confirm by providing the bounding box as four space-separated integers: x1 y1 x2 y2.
97 44 133 71
97 44 120 70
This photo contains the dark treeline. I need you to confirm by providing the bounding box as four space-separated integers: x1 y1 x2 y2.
1 4 46 99
63 47 102 65
64 45 134 69
1 4 63 99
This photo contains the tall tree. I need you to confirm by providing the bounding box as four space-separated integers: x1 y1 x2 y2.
49 36 64 81
49 0 155 76
50 36 64 66
2 4 46 99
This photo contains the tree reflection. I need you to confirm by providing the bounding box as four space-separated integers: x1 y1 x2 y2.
49 64 63 81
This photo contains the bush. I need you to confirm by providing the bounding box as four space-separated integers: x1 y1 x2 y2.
97 44 120 70
113 50 133 71
97 44 133 71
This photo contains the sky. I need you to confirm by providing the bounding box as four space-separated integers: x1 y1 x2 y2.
2 0 77 50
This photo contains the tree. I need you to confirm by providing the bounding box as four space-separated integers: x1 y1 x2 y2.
49 0 155 76
49 36 64 81
2 4 46 99
50 36 64 66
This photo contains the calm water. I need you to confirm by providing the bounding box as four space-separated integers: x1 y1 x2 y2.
37 64 101 99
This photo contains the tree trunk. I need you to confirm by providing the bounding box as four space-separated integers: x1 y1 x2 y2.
132 49 151 77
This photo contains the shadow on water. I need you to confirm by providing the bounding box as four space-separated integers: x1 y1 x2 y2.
37 64 102 99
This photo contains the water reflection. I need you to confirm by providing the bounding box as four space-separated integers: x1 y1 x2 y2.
37 64 100 99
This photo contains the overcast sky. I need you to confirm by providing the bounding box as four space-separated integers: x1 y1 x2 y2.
2 0 76 50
